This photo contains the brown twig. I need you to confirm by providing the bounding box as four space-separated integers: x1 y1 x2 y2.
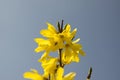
87 67 92 80
57 22 61 33
59 49 62 67
48 74 50 80
57 20 64 67
60 20 64 32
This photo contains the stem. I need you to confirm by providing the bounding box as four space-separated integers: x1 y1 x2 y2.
59 20 64 67
60 20 64 32
48 74 50 80
87 67 92 80
57 22 61 33
59 49 62 67
57 20 64 67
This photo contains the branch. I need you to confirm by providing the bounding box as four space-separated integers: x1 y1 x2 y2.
86 67 92 80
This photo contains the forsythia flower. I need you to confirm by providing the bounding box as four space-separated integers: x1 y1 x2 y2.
40 23 58 38
56 67 76 80
23 69 45 80
40 57 58 74
34 22 85 63
40 23 64 50
62 38 86 64
23 21 90 80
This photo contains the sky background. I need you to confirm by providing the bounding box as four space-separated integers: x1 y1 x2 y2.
0 0 120 80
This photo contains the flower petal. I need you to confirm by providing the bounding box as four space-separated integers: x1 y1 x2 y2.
56 67 64 80
65 24 71 32
79 50 86 56
47 22 57 34
23 69 43 80
63 72 76 80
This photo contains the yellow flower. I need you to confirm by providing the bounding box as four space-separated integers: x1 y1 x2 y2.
40 57 58 74
62 49 73 64
62 38 86 64
40 22 64 49
23 69 45 80
56 67 64 80
34 38 63 60
39 23 77 50
61 24 77 42
56 67 76 80
49 37 64 50
34 23 79 58
24 21 88 80
35 22 62 52
34 38 50 53
40 22 58 38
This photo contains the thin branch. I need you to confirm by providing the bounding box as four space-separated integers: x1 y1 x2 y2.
57 22 61 33
60 20 64 32
57 20 64 67
86 67 92 80
48 74 50 80
59 49 62 67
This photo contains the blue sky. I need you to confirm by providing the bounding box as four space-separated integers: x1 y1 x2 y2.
0 0 120 80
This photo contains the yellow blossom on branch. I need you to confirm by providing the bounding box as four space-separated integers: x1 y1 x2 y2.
62 38 86 64
23 20 92 80
23 69 45 80
40 57 58 74
56 67 76 80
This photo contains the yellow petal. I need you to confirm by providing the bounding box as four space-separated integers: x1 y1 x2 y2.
23 69 43 80
40 23 57 38
71 43 82 51
30 68 38 73
63 72 76 80
34 38 50 45
56 67 64 80
79 50 86 56
71 28 77 39
40 29 54 38
64 24 71 32
34 38 44 43
41 58 57 74
72 54 79 62
42 71 49 79
62 52 72 64
47 22 57 34
72 38 80 44
34 47 45 53
38 51 49 62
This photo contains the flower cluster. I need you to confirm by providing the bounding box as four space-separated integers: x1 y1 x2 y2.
23 21 88 80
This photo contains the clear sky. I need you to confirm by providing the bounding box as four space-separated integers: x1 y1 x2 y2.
0 0 120 80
